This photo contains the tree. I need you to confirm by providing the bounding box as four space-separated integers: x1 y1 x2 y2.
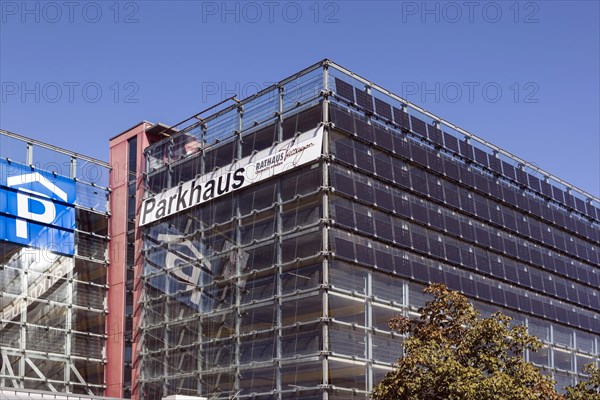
565 364 600 400
372 283 562 400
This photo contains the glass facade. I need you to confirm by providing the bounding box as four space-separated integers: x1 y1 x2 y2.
137 61 599 399
0 130 110 395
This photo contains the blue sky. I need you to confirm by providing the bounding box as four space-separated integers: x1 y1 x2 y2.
1 0 599 196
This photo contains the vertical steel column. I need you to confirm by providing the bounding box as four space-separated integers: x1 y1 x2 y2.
70 157 77 179
321 61 331 400
233 103 243 397
366 271 373 392
275 84 284 399
18 254 28 388
65 258 74 391
26 142 33 165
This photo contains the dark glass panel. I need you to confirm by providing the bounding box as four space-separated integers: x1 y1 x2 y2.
445 271 462 291
333 139 355 164
552 186 565 204
555 306 568 324
564 193 575 209
517 267 532 287
374 126 393 149
354 117 374 142
460 276 476 298
427 124 443 147
459 140 473 160
542 302 556 320
333 172 355 197
517 294 532 313
428 237 444 258
443 159 460 181
375 249 393 272
490 285 505 304
504 263 519 283
375 218 394 242
334 237 354 260
355 88 374 112
429 268 444 284
540 180 553 198
356 211 375 236
473 147 489 166
443 133 459 152
530 299 545 316
488 156 502 174
355 180 374 203
374 98 393 121
504 290 518 308
392 257 409 279
528 175 541 192
335 78 355 103
355 243 374 265
335 205 355 228
392 107 410 130
411 261 429 283
502 161 516 180
331 105 355 133
409 142 428 167
516 169 528 186
375 187 394 211
410 116 427 137
474 252 491 274
355 142 373 171
392 134 409 157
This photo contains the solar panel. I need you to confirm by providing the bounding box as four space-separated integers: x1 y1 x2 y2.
564 193 575 208
334 237 355 260
409 142 428 167
410 116 427 137
427 124 443 146
374 97 393 121
459 140 473 160
501 161 516 180
375 249 393 269
528 175 541 192
356 243 374 265
355 88 374 112
488 155 502 174
392 107 410 130
552 186 565 203
330 105 354 133
540 180 553 198
516 168 529 186
585 202 598 220
355 117 374 142
374 126 393 149
334 78 355 103
473 147 489 167
443 132 459 152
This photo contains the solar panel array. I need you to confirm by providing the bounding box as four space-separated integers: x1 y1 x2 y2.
333 77 600 222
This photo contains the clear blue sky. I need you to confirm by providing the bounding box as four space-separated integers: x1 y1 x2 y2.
1 1 598 196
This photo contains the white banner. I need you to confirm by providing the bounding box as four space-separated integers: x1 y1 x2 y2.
140 125 324 226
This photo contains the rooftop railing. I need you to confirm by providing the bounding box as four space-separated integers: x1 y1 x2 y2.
142 59 600 222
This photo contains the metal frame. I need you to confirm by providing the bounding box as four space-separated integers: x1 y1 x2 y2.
136 60 599 400
0 130 110 396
